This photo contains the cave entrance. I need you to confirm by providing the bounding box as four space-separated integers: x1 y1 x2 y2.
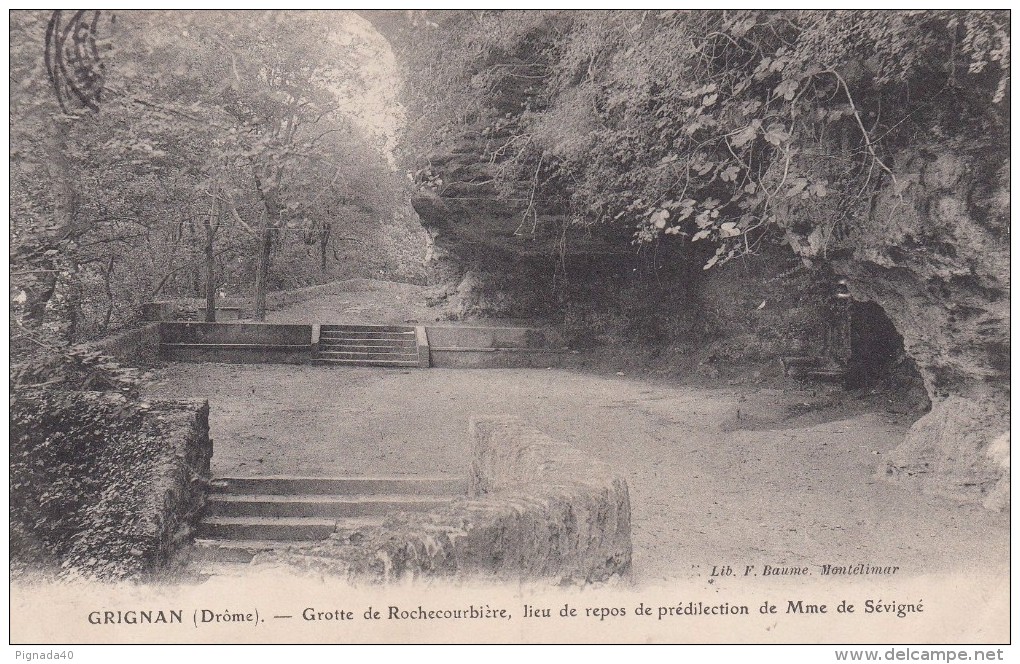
845 301 912 389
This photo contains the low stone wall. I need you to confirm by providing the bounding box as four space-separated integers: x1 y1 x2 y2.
84 323 161 367
136 399 213 568
425 326 560 349
428 348 570 369
161 322 311 345
159 322 313 364
425 325 570 369
256 416 631 584
11 392 211 579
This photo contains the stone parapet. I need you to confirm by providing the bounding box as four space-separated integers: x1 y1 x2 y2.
255 417 631 584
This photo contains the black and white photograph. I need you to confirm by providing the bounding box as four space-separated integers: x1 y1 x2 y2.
7 7 1011 654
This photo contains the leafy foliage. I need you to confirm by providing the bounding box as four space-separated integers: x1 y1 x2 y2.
11 10 408 347
400 10 1009 269
10 343 143 396
13 11 411 578
9 390 192 580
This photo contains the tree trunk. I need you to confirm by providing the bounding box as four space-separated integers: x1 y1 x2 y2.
252 227 274 320
204 227 217 322
252 167 284 321
203 182 220 322
320 223 331 271
24 117 74 336
101 254 115 332
24 260 58 325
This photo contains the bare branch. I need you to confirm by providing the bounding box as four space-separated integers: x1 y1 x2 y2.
820 69 897 183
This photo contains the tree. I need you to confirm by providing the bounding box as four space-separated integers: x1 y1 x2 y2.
156 11 369 319
11 10 394 341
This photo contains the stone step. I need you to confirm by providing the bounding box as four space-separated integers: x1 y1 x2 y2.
189 538 301 564
312 357 421 368
210 475 467 496
780 354 848 384
206 493 453 518
187 561 256 578
317 337 417 347
197 516 342 541
316 350 420 361
320 332 416 341
317 345 417 355
319 327 416 335
191 515 386 562
186 472 464 571
318 344 414 354
319 343 416 352
805 368 847 383
320 325 415 334
318 338 414 343
781 355 845 380
780 355 822 374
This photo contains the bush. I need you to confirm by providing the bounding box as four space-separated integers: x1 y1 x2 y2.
10 389 210 580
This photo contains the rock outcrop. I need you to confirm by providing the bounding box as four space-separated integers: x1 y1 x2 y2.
370 11 1010 511
832 144 1010 510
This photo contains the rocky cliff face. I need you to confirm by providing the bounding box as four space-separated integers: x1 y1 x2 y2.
366 10 1009 511
831 144 1010 510
411 134 593 322
412 134 1009 511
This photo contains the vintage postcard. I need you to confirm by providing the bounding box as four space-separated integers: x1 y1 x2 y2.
8 8 1011 655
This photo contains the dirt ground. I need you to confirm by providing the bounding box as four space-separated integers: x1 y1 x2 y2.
142 279 1009 586
264 280 439 325
145 363 1008 585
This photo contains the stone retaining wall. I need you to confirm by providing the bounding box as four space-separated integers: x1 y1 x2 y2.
884 396 1011 511
425 326 560 349
425 325 569 369
108 399 213 571
160 322 311 345
158 322 313 364
255 416 631 584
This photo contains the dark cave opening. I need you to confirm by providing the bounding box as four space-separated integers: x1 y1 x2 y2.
845 301 924 396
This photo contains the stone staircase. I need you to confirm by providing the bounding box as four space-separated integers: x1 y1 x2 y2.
190 475 465 567
314 324 423 367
